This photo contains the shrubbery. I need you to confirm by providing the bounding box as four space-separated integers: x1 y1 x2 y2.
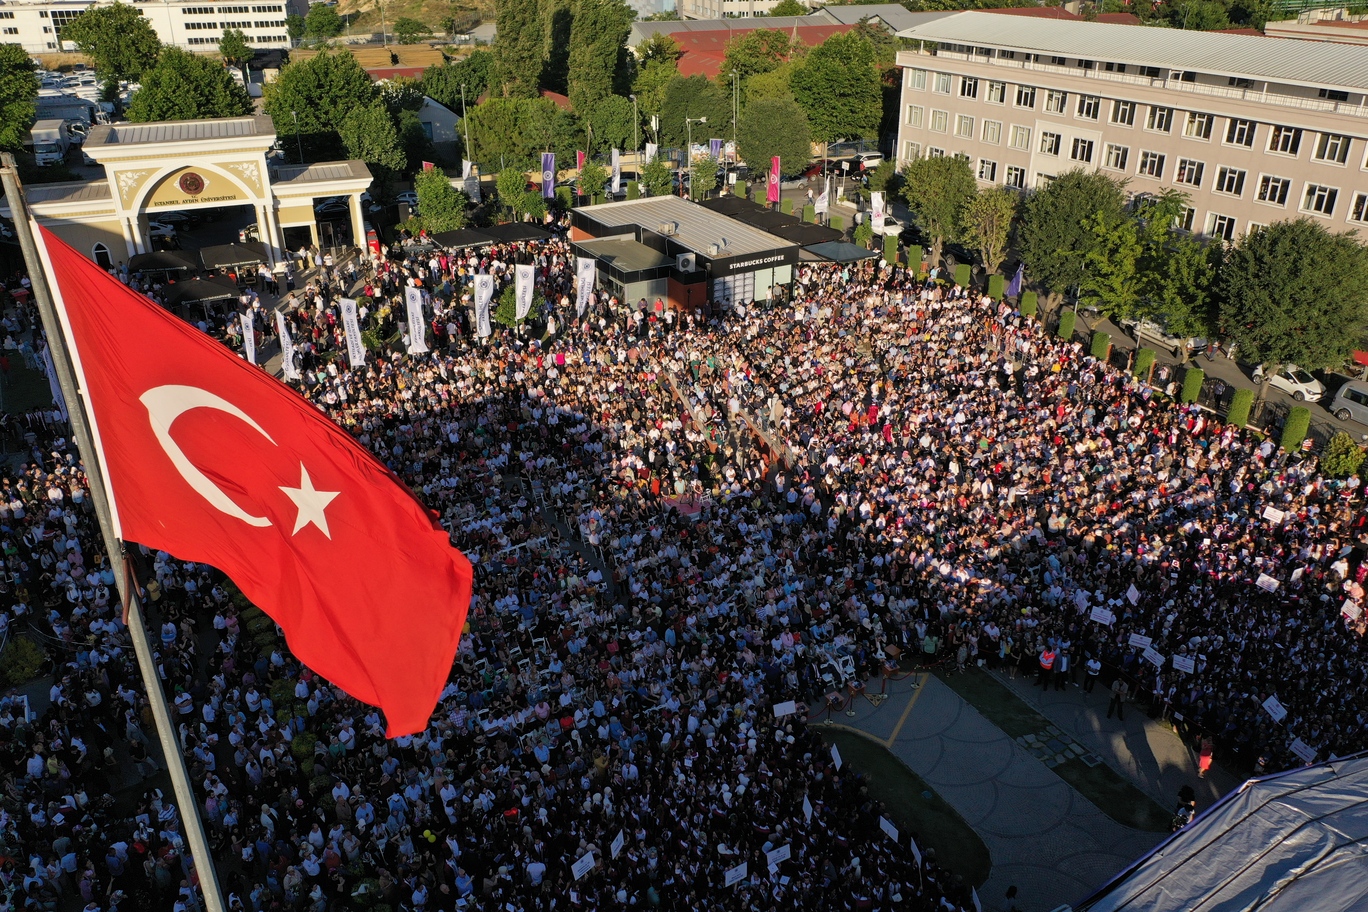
1281 406 1311 452
1225 388 1253 428
1091 331 1111 361
1180 367 1204 404
1320 431 1365 476
1056 310 1075 341
0 636 45 686
1019 291 1037 318
1133 347 1156 380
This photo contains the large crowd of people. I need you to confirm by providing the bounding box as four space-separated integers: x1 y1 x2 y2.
1 211 1366 912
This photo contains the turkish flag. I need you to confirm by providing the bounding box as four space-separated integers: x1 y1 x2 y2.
38 228 472 736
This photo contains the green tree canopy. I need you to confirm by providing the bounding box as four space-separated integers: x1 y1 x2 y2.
263 50 379 162
630 58 677 123
1217 219 1368 370
1018 168 1127 307
567 0 633 116
689 154 719 200
1080 213 1143 318
464 96 578 172
126 47 253 122
588 94 637 153
657 75 730 148
61 3 161 83
736 95 811 177
303 2 343 38
641 157 672 197
767 0 807 14
492 0 544 98
218 28 252 78
790 32 881 143
961 185 1018 276
380 76 426 115
900 155 977 267
637 32 683 66
412 165 470 231
745 61 796 105
579 160 608 200
393 17 432 44
422 50 493 113
0 45 39 152
722 29 793 83
338 99 407 174
1146 232 1219 338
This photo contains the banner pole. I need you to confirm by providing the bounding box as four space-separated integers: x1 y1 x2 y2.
0 152 228 912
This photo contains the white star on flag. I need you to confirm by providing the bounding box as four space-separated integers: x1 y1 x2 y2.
279 463 339 538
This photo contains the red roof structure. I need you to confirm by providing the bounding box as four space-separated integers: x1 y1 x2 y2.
672 24 856 78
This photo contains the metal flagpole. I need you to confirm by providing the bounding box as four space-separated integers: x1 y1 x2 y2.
0 153 227 912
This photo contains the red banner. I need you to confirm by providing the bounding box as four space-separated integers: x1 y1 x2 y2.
767 156 780 204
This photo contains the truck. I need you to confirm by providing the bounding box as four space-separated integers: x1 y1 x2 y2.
35 92 99 128
27 120 70 167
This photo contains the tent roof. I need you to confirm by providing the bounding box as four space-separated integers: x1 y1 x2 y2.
804 241 878 263
198 242 270 271
128 251 200 275
161 276 241 307
431 228 496 249
1078 752 1368 912
481 223 553 243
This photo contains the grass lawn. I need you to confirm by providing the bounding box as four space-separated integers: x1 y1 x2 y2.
819 728 992 887
935 668 1171 833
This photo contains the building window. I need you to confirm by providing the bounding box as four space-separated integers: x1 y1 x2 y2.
934 72 952 94
1257 174 1290 206
1104 144 1128 171
907 68 927 91
1008 125 1030 150
1314 132 1351 164
987 81 1006 104
1105 61 1126 73
1138 151 1165 178
1049 55 1066 66
1015 85 1036 109
1146 106 1173 133
1183 112 1213 140
928 147 945 158
1076 95 1101 120
1228 76 1254 88
906 105 923 128
978 159 997 181
1044 90 1067 114
1070 138 1094 163
0 10 14 17
1175 207 1196 231
955 114 974 138
1040 132 1061 155
903 141 922 160
1224 118 1255 147
1319 88 1350 102
1175 158 1204 186
981 120 1002 145
1214 166 1245 196
960 76 979 99
1208 213 1237 241
930 110 948 133
1 27 14 34
1268 125 1302 155
1351 192 1368 223
1036 173 1057 187
1005 166 1026 189
1248 222 1267 234
1302 183 1339 216
1111 100 1135 126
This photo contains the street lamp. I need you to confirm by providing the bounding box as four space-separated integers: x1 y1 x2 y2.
686 116 707 200
291 110 303 163
460 82 474 165
629 94 639 159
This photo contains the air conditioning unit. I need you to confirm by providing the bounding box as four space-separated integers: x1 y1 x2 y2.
676 253 696 272
707 244 720 256
658 221 677 236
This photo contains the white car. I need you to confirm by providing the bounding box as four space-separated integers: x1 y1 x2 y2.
1252 364 1326 402
1120 318 1205 359
395 190 419 208
857 152 884 170
146 221 177 240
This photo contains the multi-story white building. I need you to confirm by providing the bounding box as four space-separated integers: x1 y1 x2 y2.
0 0 304 54
895 12 1368 241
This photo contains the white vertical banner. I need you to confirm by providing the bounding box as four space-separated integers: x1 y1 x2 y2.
576 257 596 316
274 310 300 381
240 312 256 365
339 297 366 368
474 275 494 338
515 264 535 322
404 287 429 355
814 178 830 215
462 159 472 179
909 836 922 867
645 142 657 163
611 148 621 195
462 159 482 203
41 344 68 421
871 191 885 234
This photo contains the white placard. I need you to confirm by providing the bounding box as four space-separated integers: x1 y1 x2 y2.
1089 607 1115 626
240 312 255 365
474 275 493 338
766 844 791 867
610 830 624 860
571 851 594 881
1142 646 1165 668
879 816 898 843
339 297 366 368
644 142 658 163
404 286 429 354
274 310 299 380
1263 695 1288 723
831 744 842 770
1291 567 1305 583
1126 584 1141 605
575 256 595 317
1343 601 1363 622
773 700 797 719
1256 573 1280 592
802 795 812 823
723 861 748 887
1262 506 1286 523
1128 634 1152 650
909 836 922 867
1172 654 1196 674
515 264 535 322
1290 737 1317 764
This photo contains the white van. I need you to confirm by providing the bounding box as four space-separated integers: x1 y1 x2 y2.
1330 380 1368 425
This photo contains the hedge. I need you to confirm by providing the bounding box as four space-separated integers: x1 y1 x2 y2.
884 234 898 262
1281 406 1311 452
1321 432 1366 477
907 245 923 269
1225 387 1253 428
627 183 639 200
781 198 794 214
1180 366 1204 404
988 274 1004 299
555 186 572 209
802 204 814 223
954 263 971 287
1133 347 1156 380
830 215 843 231
1091 331 1111 361
1056 309 1076 340
1019 291 1037 317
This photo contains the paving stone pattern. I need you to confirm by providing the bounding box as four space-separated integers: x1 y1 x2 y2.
1016 727 1106 770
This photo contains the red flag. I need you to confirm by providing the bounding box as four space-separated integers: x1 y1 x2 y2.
422 161 435 171
767 156 781 204
38 228 471 737
576 150 586 172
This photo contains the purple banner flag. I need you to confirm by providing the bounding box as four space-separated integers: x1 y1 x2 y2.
542 152 556 199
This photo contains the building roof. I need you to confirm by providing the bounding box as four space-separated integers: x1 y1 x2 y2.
20 181 113 205
672 24 855 77
579 196 796 258
815 4 953 31
288 46 447 75
575 237 673 273
86 116 274 148
897 10 1368 91
272 161 373 187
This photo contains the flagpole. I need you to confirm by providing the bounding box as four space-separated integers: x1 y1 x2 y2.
0 153 227 912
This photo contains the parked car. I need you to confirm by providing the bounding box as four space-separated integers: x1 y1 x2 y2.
1252 364 1326 402
1330 380 1368 424
151 211 198 229
359 191 383 213
146 221 177 240
315 197 349 215
239 223 260 243
856 152 885 170
395 191 419 208
1119 318 1205 359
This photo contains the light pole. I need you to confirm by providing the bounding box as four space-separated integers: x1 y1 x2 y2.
291 110 303 163
460 82 474 165
686 116 706 200
730 71 738 189
629 94 639 160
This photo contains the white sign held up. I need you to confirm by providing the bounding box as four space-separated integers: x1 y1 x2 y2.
611 830 625 860
879 816 899 843
773 700 797 719
571 852 595 881
724 861 748 887
1172 654 1196 674
1128 633 1152 650
1089 606 1115 626
1263 695 1288 723
1256 573 1280 592
831 744 842 770
1290 738 1318 764
1142 646 1165 669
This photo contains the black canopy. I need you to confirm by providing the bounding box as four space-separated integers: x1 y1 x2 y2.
804 241 879 264
481 223 552 242
198 242 270 272
128 251 199 276
431 228 496 249
161 275 242 308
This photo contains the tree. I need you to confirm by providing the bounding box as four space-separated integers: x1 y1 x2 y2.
745 61 796 105
736 96 811 177
219 28 252 81
641 158 672 197
900 155 976 268
1145 232 1219 339
286 13 306 42
657 75 730 148
579 160 608 200
1018 169 1126 311
463 95 578 171
588 95 636 153
494 282 543 326
263 51 379 162
961 186 1017 277
1217 219 1368 371
1080 213 1143 318
637 33 683 67
567 0 633 116
631 59 677 124
303 2 343 38
339 100 406 174
393 18 432 44
126 47 253 122
492 0 544 98
422 50 494 113
412 166 470 231
767 0 807 14
61 3 161 84
0 45 39 153
790 32 881 143
722 29 793 84
689 155 718 200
